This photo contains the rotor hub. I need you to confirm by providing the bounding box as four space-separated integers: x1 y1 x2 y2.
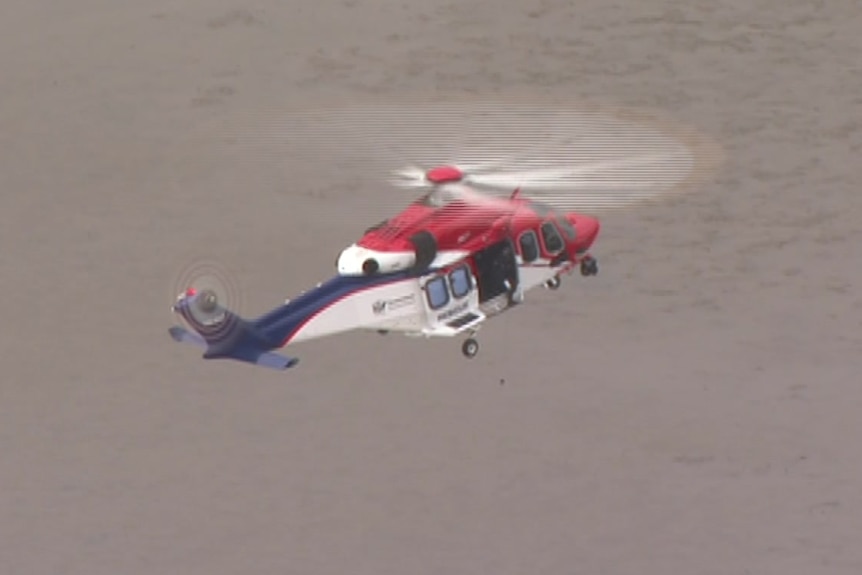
425 165 464 184
196 288 219 313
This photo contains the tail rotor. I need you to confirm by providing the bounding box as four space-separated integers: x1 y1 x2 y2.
171 259 245 347
167 258 299 370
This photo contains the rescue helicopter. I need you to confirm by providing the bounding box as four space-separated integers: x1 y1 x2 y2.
168 164 600 370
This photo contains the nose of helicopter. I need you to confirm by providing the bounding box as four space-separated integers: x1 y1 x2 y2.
569 214 600 252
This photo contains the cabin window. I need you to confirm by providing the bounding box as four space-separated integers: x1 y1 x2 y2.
425 276 450 310
518 230 539 263
556 216 577 240
540 221 564 254
449 265 471 299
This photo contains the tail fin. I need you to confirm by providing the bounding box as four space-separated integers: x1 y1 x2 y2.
168 289 299 371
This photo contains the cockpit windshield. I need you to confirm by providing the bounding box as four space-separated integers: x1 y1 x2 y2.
555 216 577 239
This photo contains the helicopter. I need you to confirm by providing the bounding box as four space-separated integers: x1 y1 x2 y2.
168 164 599 370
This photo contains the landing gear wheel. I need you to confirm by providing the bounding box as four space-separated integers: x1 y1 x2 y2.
546 276 561 290
462 338 479 358
580 256 598 277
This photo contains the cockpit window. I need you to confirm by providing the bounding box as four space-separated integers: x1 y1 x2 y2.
518 230 539 262
540 221 564 254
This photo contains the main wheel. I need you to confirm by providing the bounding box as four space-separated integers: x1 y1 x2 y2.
462 338 479 358
580 257 598 277
546 276 561 290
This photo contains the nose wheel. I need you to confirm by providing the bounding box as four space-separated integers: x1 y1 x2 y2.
462 338 479 358
545 276 561 290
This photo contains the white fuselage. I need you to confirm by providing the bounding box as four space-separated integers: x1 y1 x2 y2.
284 255 571 346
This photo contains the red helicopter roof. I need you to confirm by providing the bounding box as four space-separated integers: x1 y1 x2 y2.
358 192 512 252
356 165 585 255
358 166 529 253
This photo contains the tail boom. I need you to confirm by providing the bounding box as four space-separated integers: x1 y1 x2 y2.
168 270 418 371
169 290 299 371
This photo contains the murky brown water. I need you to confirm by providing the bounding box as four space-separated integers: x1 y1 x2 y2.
2 1 861 573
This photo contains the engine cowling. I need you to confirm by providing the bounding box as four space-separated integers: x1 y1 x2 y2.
335 230 439 276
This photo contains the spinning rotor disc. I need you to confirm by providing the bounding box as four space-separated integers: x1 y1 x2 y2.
254 98 722 215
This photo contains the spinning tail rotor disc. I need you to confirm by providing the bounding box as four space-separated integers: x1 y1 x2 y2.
171 258 245 344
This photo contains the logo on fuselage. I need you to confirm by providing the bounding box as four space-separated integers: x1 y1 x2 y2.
372 294 416 315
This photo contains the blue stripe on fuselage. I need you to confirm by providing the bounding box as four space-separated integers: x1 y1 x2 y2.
250 270 418 347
